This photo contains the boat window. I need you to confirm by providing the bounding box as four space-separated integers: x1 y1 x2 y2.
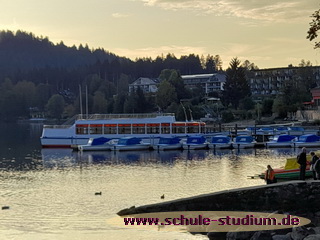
132 124 146 134
104 127 117 134
200 123 206 133
161 126 170 134
161 123 170 134
172 126 186 134
147 124 159 134
76 124 88 135
118 124 131 134
147 126 159 134
90 125 102 134
104 124 117 134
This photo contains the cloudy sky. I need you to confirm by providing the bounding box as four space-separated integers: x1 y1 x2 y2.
0 0 319 69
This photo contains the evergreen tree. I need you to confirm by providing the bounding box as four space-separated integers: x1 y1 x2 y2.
46 94 65 119
222 58 251 109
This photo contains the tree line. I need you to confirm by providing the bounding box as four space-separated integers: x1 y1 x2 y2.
0 29 318 123
0 30 224 121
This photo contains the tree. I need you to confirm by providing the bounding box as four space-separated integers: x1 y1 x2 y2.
156 80 177 110
297 59 316 90
46 94 65 119
222 58 251 109
307 8 320 48
13 80 36 117
213 55 223 71
242 60 259 70
159 69 191 101
205 54 216 73
92 91 107 113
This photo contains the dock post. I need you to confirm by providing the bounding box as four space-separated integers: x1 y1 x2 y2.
235 124 238 137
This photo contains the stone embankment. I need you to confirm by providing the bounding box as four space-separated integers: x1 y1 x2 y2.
118 181 320 239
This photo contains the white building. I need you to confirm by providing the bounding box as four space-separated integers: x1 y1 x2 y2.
128 77 160 93
181 73 226 93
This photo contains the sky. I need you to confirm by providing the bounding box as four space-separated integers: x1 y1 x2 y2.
0 0 319 69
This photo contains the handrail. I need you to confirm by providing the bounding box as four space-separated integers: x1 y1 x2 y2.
76 113 174 120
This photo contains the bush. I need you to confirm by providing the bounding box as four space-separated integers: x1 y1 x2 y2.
222 110 234 123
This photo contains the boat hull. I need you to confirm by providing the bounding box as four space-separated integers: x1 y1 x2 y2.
273 168 312 179
156 144 182 151
265 142 293 148
78 144 113 151
208 143 232 149
291 142 320 148
232 143 255 149
182 143 208 150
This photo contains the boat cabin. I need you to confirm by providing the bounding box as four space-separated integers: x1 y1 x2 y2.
186 136 206 144
211 135 231 143
75 121 205 136
235 135 254 143
272 134 296 142
90 137 111 145
117 137 142 145
158 137 181 145
297 134 320 142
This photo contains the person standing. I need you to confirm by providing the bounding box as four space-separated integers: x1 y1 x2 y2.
265 165 276 184
314 157 320 180
297 147 307 180
310 152 319 180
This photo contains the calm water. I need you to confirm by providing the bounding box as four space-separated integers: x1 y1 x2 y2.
0 123 310 240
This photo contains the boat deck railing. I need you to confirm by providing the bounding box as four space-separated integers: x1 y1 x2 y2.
44 113 176 129
43 125 72 129
75 113 175 120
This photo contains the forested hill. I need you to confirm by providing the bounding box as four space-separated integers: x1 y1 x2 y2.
0 30 223 121
0 30 221 83
0 30 120 75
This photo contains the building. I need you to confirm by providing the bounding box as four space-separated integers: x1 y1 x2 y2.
250 66 320 99
181 73 226 93
128 77 160 93
310 88 320 106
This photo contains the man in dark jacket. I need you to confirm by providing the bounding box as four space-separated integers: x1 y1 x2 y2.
297 147 307 180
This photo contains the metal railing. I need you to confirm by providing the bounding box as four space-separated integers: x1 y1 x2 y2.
76 113 174 120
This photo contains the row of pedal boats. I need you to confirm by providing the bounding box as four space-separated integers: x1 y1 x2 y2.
78 133 320 151
79 135 247 151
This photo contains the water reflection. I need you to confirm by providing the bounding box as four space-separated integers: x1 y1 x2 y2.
3 123 320 240
38 147 309 169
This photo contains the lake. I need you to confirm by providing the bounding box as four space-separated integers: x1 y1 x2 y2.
0 122 311 239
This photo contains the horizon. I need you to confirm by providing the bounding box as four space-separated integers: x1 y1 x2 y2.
1 0 319 69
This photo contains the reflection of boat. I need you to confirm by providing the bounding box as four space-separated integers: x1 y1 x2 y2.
112 137 152 151
78 137 114 151
291 134 320 148
265 134 296 148
233 135 256 149
40 113 205 148
208 135 232 149
182 136 208 150
156 137 182 151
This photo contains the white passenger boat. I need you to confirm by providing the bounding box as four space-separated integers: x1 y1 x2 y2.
40 113 206 148
112 137 151 151
156 137 182 151
265 134 296 148
78 137 114 151
182 135 208 150
291 134 320 148
233 135 256 149
208 135 232 149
